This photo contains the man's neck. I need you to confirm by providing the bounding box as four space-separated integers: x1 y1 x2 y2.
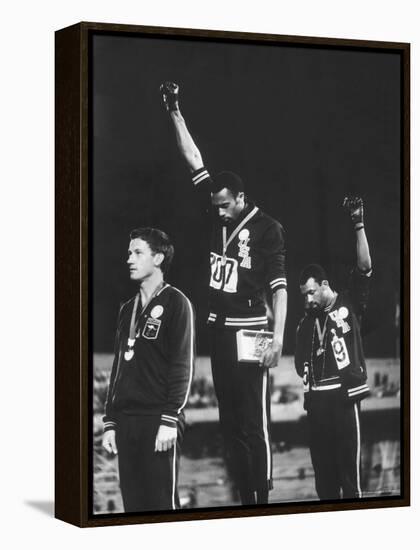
230 202 248 227
324 290 338 312
139 272 164 303
239 201 248 216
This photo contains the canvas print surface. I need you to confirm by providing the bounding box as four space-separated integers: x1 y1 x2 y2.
90 33 402 516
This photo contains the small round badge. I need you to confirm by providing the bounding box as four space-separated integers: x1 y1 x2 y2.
338 306 349 319
150 305 164 319
238 229 250 241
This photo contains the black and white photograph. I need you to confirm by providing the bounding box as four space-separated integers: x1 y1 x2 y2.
4 0 419 545
86 26 407 519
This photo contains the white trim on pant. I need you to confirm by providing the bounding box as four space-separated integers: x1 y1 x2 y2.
262 370 271 482
171 444 177 510
354 403 362 498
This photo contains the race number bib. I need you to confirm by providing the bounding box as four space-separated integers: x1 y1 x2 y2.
210 252 238 293
330 329 350 369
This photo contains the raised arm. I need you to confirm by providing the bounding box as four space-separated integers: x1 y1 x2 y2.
160 82 204 173
343 196 372 274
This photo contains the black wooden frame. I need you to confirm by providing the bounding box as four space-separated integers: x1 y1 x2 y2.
55 21 410 527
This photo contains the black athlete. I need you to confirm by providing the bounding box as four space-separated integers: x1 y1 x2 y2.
161 82 287 505
102 227 195 512
295 197 372 500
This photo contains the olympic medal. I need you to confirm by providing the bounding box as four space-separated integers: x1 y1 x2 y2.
124 349 134 361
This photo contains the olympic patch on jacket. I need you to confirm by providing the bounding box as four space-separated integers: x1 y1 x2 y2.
329 307 351 334
142 317 161 339
238 228 251 269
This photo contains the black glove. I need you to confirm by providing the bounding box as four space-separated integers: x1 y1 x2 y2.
343 196 364 227
160 81 179 112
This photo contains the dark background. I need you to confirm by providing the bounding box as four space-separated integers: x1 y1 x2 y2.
92 33 401 357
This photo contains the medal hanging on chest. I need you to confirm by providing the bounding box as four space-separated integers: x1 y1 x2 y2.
123 282 166 361
124 293 140 362
124 338 135 361
315 316 328 356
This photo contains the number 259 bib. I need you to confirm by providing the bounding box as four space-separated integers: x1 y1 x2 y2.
210 252 238 293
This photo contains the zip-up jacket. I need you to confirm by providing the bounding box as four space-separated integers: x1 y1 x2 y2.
295 268 372 408
103 284 195 432
192 166 287 329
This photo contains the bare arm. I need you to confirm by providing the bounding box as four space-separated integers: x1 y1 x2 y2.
161 82 204 172
355 226 372 273
169 110 204 172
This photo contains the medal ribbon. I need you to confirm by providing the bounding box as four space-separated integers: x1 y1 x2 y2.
315 316 328 348
126 292 140 350
222 206 259 263
125 282 167 359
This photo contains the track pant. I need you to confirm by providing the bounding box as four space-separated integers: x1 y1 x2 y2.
306 391 362 500
210 327 273 495
115 413 183 513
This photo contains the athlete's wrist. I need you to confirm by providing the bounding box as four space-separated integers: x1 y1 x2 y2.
271 338 283 351
170 108 182 119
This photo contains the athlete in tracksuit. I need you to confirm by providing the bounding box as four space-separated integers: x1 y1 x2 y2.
295 197 372 500
102 227 195 513
161 82 288 505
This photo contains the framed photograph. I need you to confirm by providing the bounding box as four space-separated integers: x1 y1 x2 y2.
55 21 410 527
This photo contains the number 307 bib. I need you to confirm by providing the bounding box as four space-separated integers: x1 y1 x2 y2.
210 252 238 293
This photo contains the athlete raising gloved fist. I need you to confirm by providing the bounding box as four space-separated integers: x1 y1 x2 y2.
160 81 180 112
343 196 364 229
160 80 288 506
295 196 372 500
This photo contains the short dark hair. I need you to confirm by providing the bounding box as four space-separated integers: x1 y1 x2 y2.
299 263 328 286
129 227 174 274
211 171 245 197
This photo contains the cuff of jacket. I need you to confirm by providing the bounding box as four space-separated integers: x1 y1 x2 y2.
103 418 117 432
192 167 212 187
270 278 287 292
160 413 179 428
346 384 370 400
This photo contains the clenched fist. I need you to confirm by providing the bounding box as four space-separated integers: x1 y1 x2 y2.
160 81 179 112
343 196 364 226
